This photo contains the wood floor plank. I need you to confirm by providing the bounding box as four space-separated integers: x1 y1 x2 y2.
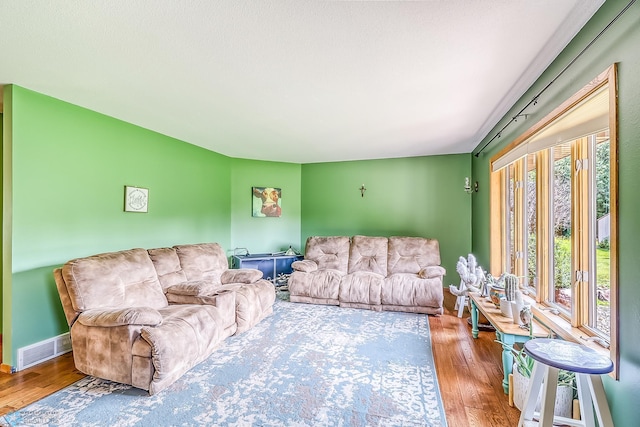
456 366 485 410
441 390 470 427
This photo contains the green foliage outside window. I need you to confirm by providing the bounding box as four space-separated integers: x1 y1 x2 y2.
554 238 572 290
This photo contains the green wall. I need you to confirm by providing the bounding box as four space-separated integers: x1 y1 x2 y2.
4 86 233 365
1 86 467 368
2 87 11 361
300 154 472 280
0 111 3 333
230 158 301 254
471 1 640 425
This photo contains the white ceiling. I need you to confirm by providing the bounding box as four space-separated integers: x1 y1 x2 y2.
0 1 604 164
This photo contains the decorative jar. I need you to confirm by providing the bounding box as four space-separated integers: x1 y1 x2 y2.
488 285 506 307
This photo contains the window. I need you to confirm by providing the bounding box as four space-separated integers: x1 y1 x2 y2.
507 163 516 274
551 141 573 314
592 133 611 336
489 65 618 376
526 154 537 291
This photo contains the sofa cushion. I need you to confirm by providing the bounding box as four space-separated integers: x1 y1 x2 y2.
382 274 444 309
340 271 384 305
304 236 350 272
62 248 168 312
419 265 446 279
221 268 263 284
77 307 164 327
387 237 441 275
148 247 187 291
166 280 219 297
217 280 276 333
141 304 226 394
289 269 344 301
348 235 388 276
174 243 228 282
291 260 318 272
164 290 238 333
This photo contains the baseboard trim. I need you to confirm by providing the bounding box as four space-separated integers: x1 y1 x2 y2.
1 363 12 374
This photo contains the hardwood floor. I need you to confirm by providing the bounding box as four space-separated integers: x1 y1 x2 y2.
0 295 520 425
0 352 84 416
431 294 521 426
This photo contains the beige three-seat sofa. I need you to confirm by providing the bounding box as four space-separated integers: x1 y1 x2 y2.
288 235 446 315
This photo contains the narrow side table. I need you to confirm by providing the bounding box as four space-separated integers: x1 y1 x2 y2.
469 293 548 394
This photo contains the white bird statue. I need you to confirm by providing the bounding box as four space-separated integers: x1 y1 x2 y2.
520 305 532 330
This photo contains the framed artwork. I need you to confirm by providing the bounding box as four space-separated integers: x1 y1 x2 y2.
124 186 149 213
252 187 282 217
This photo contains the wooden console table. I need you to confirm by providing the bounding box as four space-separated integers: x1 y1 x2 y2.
469 292 549 394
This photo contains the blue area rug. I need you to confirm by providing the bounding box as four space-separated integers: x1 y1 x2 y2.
2 296 447 426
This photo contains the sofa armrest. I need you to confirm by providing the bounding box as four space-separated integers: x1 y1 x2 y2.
165 291 236 331
77 307 163 327
418 266 446 279
166 280 218 297
221 268 263 284
166 289 235 308
292 260 318 273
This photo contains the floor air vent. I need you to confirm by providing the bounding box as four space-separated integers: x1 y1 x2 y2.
17 332 72 371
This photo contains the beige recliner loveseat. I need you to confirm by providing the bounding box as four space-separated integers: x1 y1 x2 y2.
288 236 445 315
54 243 275 394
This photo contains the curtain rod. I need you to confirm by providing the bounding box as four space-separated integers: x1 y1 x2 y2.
474 0 636 158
